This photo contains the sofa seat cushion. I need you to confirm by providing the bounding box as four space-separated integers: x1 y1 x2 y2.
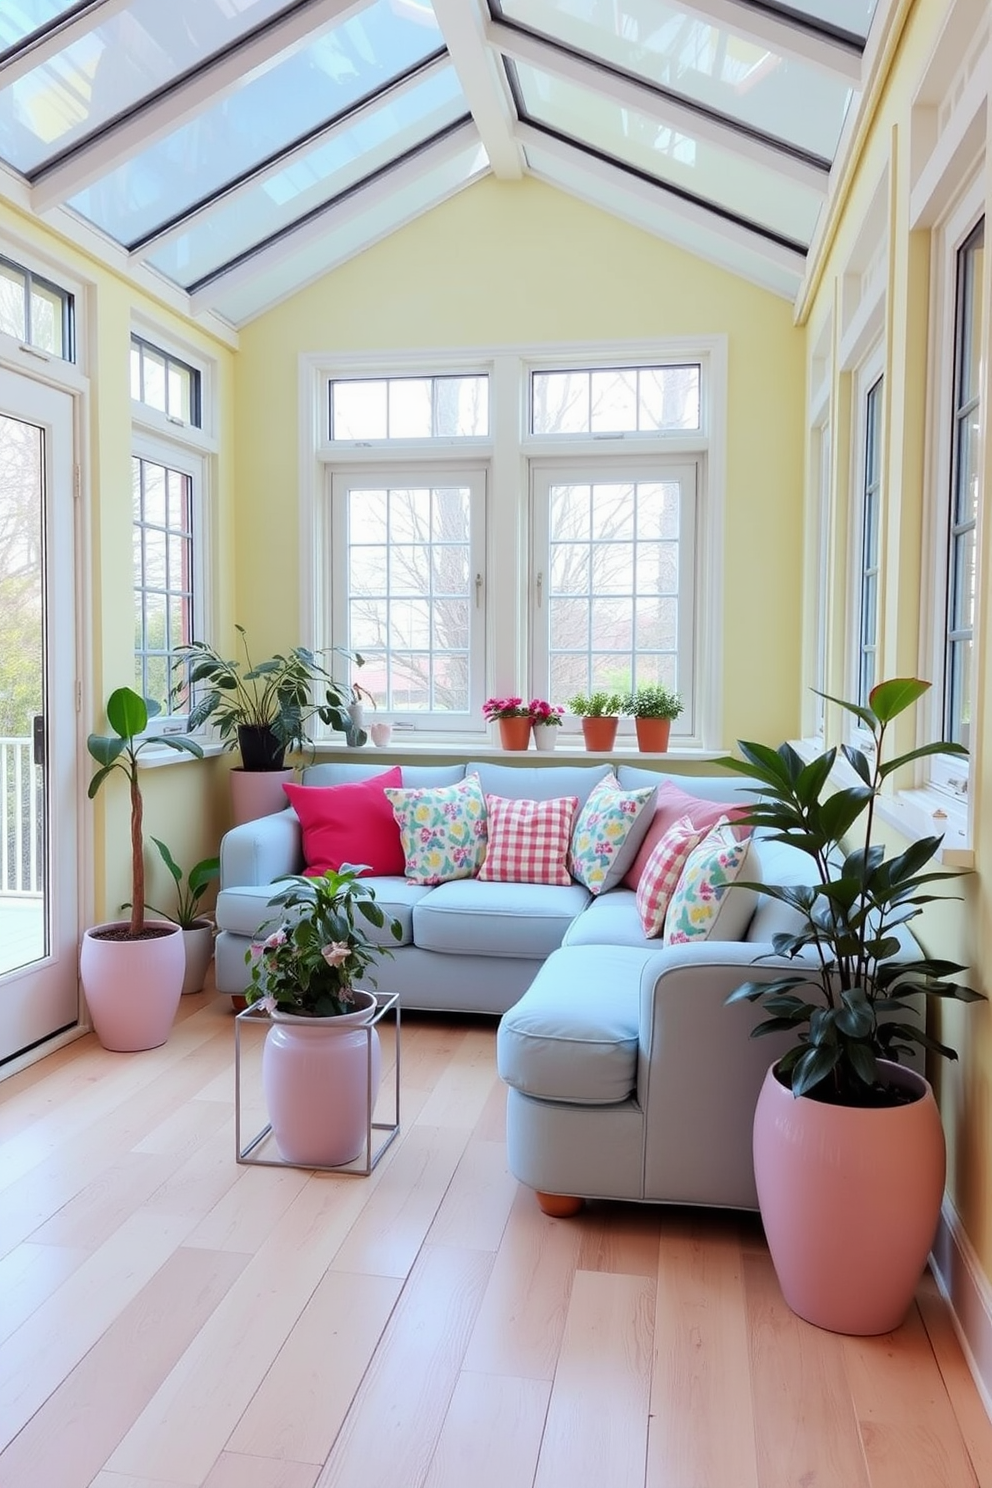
216 877 431 946
413 879 590 958
497 949 641 1104
562 888 657 949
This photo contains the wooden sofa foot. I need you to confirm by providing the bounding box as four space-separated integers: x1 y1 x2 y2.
535 1191 584 1218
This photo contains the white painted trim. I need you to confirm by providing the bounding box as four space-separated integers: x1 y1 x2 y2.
660 0 863 83
432 0 523 179
931 1197 992 1424
0 0 132 88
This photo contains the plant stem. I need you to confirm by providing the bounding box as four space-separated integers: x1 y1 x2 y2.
129 752 144 936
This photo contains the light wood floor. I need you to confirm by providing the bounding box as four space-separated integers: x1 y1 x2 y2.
2 978 992 1488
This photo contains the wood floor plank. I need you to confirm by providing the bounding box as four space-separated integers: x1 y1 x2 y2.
462 1184 584 1381
412 1028 502 1131
647 1213 760 1488
534 1268 654 1488
423 1370 551 1488
843 1303 981 1488
425 1137 517 1253
917 1271 992 1486
227 1270 402 1464
0 1246 247 1488
185 1163 311 1254
0 1210 196 1450
744 1249 871 1488
27 1150 180 1249
88 1474 191 1488
471 1068 508 1143
201 1453 320 1487
104 1174 387 1485
315 1243 493 1488
578 1199 664 1278
0 1239 88 1344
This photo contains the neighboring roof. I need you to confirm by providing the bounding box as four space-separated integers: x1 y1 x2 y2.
0 0 882 328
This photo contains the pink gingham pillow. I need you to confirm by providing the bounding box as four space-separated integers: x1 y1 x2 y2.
479 794 579 885
635 814 711 937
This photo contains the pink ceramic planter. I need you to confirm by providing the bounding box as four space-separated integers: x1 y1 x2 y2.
261 991 382 1167
753 1059 946 1335
80 921 185 1051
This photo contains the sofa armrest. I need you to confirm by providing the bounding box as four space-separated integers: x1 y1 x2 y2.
220 808 303 889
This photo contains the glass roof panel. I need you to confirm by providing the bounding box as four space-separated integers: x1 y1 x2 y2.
146 68 466 289
496 0 854 162
515 61 822 247
764 1 877 41
0 2 86 56
0 0 305 174
66 0 445 247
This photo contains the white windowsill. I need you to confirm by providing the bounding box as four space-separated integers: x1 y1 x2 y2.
136 739 227 769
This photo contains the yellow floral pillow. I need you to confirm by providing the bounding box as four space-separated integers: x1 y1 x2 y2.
662 822 759 944
385 773 488 885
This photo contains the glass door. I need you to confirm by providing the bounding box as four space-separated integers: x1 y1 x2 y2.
0 369 79 1066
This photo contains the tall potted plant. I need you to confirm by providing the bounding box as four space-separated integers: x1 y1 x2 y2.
246 866 402 1167
620 683 683 752
720 678 982 1334
82 687 204 1050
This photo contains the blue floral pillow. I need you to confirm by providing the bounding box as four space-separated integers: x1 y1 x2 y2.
662 822 759 943
385 773 488 885
568 772 656 895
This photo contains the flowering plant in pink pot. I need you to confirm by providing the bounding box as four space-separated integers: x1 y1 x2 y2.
482 696 530 720
246 865 402 1017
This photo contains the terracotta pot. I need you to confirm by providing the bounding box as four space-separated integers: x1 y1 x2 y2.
230 766 294 826
634 717 671 753
753 1059 945 1335
80 921 185 1051
580 716 618 751
532 723 558 752
180 920 215 995
498 716 533 750
261 991 382 1166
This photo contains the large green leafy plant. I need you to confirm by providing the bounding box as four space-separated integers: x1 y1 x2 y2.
88 688 204 937
246 866 402 1018
720 678 982 1104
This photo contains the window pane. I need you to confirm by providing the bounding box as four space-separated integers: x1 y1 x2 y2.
590 370 637 433
29 283 61 356
390 379 432 439
330 374 489 441
533 365 701 434
533 372 589 433
334 381 387 440
0 261 25 339
133 455 194 714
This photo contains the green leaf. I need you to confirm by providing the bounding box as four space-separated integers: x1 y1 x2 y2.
86 763 116 798
791 1043 842 1096
878 740 968 778
845 1040 878 1086
817 786 872 843
86 734 125 768
151 837 183 886
188 857 220 895
841 744 873 784
106 686 149 740
815 687 877 732
868 677 930 723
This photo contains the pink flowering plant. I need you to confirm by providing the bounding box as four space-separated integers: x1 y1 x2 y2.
246 865 402 1017
528 699 564 727
482 696 530 721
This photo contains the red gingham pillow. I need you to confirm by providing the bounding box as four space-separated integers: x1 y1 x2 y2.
635 814 712 936
479 794 579 885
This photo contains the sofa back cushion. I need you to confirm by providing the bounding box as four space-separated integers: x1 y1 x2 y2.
303 762 466 789
283 767 404 877
468 761 611 805
479 793 579 885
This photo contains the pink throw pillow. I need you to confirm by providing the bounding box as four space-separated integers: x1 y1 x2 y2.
635 815 711 937
622 780 748 890
283 767 404 877
479 794 578 885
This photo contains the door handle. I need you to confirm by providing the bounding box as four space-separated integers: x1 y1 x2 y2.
32 714 45 768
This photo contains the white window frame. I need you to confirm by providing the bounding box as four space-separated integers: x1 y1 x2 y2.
130 324 216 730
845 343 885 751
327 464 487 735
303 339 724 748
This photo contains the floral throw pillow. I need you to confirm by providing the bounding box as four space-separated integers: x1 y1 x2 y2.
478 794 578 885
635 815 711 937
568 772 656 895
663 822 759 945
384 773 487 885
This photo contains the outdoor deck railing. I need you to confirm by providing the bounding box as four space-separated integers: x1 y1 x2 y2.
1 736 41 896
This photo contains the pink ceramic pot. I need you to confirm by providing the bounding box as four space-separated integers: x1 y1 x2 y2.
229 767 294 826
80 921 185 1052
261 992 382 1167
753 1059 945 1335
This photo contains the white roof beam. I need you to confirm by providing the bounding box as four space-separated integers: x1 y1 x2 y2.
189 122 483 309
431 0 522 178
516 122 807 276
489 20 829 192
0 0 132 87
30 0 370 211
679 0 863 84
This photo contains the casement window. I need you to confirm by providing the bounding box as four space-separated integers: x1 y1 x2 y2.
855 371 883 711
0 253 74 360
131 331 212 723
314 347 720 743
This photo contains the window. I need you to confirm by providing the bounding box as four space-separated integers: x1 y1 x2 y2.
313 346 721 744
0 254 74 359
130 330 212 722
855 373 883 709
942 218 984 755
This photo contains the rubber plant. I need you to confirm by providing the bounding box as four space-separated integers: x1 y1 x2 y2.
87 687 204 938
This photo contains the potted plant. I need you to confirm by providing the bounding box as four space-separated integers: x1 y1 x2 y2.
139 839 220 995
82 687 204 1051
528 698 564 752
173 626 357 822
567 691 623 752
483 696 533 751
345 679 376 747
719 677 983 1335
620 683 683 753
246 865 402 1166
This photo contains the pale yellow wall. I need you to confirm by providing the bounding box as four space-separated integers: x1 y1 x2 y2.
1 201 235 923
801 1 992 1273
235 175 807 748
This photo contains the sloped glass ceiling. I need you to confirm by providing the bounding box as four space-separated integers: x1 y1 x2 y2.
0 0 879 324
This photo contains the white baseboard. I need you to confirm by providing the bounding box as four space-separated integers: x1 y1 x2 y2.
931 1196 992 1421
